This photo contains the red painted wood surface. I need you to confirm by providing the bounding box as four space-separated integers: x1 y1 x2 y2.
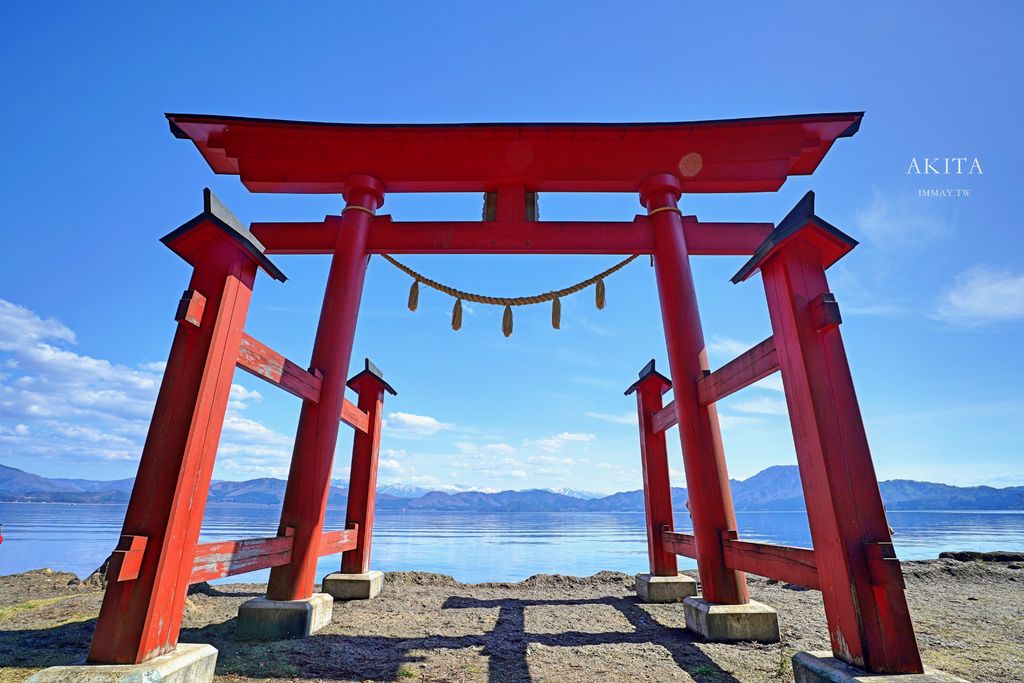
190 533 294 584
235 333 369 433
89 237 258 664
662 531 697 558
722 538 820 590
250 217 773 256
661 530 820 589
174 290 206 328
320 527 359 556
340 398 370 434
108 535 148 583
267 177 382 602
340 373 388 574
188 527 358 583
651 400 678 434
644 174 748 606
631 370 678 577
761 237 922 673
696 337 780 406
236 333 322 402
167 112 862 194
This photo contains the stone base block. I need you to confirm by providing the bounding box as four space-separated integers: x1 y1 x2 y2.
26 643 217 683
683 597 780 643
793 651 969 682
234 593 333 640
322 570 384 600
634 572 698 603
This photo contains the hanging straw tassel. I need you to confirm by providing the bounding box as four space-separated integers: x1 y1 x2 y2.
551 297 561 329
595 278 606 309
502 305 513 337
451 298 463 331
407 280 420 311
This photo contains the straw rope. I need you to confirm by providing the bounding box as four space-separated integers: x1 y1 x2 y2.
380 253 639 336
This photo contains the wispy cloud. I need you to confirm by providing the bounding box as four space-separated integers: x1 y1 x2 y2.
383 411 453 438
584 411 636 425
0 297 300 478
854 190 954 247
454 441 516 456
523 431 595 453
933 265 1024 325
706 335 750 358
729 396 788 416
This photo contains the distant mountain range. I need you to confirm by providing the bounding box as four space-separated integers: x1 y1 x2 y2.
2 463 1022 511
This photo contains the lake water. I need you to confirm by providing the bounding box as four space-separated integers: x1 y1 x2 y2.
1 503 1022 584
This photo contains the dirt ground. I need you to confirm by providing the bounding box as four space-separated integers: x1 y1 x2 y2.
0 559 1021 682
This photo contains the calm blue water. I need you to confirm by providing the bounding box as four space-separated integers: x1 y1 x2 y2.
1 503 1022 584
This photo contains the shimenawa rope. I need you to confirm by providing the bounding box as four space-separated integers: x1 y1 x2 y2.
381 253 638 337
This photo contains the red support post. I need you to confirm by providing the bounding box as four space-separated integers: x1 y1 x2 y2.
625 362 678 577
267 175 384 601
641 173 749 606
88 191 282 664
340 360 395 574
736 192 923 674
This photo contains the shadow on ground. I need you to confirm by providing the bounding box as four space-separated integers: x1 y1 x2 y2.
1 595 741 682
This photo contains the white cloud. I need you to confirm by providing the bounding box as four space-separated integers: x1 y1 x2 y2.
454 441 516 456
707 336 750 358
0 299 76 350
527 455 576 465
934 265 1024 325
379 458 406 474
717 414 764 430
752 375 785 393
523 432 595 453
0 297 296 479
729 396 788 416
855 190 953 246
383 411 453 438
585 411 637 425
228 383 263 411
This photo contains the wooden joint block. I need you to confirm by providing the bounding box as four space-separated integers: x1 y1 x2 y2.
864 542 905 589
810 292 842 332
175 289 207 327
107 534 148 582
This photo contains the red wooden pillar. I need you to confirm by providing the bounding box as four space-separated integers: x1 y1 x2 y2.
340 360 396 574
89 190 285 664
625 361 678 577
734 192 923 674
267 175 384 601
641 173 749 605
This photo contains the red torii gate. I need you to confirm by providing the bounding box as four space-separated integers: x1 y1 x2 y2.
61 111 936 682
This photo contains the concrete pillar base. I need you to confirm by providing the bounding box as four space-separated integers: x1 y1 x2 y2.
635 573 698 603
683 596 780 643
26 643 217 682
234 593 333 641
793 651 969 682
322 570 384 600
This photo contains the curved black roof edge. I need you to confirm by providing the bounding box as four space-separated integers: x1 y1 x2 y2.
730 191 858 284
160 188 286 282
165 110 865 134
624 359 672 396
347 357 397 396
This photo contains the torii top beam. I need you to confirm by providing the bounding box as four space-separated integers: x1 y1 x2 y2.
166 112 863 194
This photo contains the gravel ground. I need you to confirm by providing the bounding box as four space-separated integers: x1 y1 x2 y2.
0 559 1020 682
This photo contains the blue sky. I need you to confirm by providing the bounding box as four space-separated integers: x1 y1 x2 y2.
1 2 1021 493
